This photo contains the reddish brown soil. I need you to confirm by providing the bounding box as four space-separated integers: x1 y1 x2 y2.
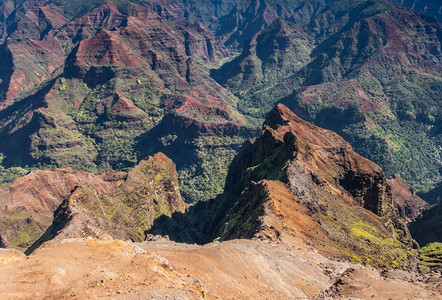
0 237 439 299
0 168 126 248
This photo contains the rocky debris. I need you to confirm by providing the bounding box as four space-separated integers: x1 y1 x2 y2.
27 153 186 253
0 237 439 299
323 267 439 299
145 234 170 242
388 174 429 222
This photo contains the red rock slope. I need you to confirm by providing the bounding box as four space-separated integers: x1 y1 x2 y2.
218 104 415 268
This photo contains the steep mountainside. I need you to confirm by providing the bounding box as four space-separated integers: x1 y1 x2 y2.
418 182 442 204
0 0 255 203
217 104 415 268
388 175 429 223
1 0 440 203
409 204 442 246
144 0 240 30
0 0 440 297
408 202 442 270
215 0 441 49
213 0 442 193
212 18 313 120
217 0 333 48
0 0 240 27
150 104 417 268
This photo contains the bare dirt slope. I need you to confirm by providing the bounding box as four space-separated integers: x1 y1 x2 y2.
0 237 440 299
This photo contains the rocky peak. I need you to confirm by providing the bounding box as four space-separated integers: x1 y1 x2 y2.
246 104 393 217
218 104 414 267
263 103 351 148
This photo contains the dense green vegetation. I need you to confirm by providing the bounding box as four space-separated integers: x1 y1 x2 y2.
178 135 247 202
418 242 442 271
0 0 440 205
212 0 441 194
0 154 28 186
339 75 441 191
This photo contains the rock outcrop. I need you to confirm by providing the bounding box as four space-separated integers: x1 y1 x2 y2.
218 104 415 268
0 152 186 252
0 168 126 250
27 153 186 253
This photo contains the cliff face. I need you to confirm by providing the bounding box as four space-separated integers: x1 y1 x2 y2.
388 175 429 222
219 104 415 268
27 153 186 253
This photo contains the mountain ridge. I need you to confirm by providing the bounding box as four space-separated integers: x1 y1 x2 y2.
212 0 442 193
0 0 440 278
